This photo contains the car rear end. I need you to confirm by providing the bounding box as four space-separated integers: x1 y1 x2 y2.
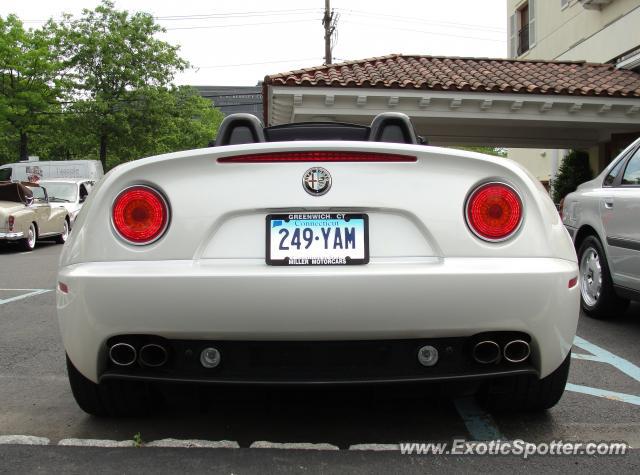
58 134 579 389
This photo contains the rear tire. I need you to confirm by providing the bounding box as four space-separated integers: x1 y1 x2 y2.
19 223 37 251
55 219 69 244
577 235 629 319
66 355 156 417
479 351 571 412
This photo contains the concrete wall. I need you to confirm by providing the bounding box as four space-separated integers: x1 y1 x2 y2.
508 0 640 61
506 148 557 182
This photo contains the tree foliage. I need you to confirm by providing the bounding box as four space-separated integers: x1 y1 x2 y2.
453 146 507 158
0 15 66 160
551 150 593 203
0 1 223 170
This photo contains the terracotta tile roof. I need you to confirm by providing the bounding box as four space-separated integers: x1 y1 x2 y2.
265 54 640 98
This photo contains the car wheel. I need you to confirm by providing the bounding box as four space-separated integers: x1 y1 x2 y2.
578 235 629 319
55 219 69 244
66 355 158 417
478 351 571 412
19 223 37 251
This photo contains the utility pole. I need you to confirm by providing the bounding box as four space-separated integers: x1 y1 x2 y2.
322 0 337 65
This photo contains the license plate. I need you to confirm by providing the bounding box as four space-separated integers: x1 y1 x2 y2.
266 213 369 266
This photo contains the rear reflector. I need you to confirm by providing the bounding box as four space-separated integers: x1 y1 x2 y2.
217 151 417 163
568 276 578 288
112 186 169 245
466 182 523 242
58 282 69 294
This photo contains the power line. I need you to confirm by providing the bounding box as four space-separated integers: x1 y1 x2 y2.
19 8 323 24
155 8 323 21
336 8 506 33
196 58 321 69
165 19 317 31
341 19 504 43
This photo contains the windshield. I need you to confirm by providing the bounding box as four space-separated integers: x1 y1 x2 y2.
39 182 77 202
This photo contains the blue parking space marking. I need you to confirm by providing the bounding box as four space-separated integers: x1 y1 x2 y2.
0 289 51 305
571 353 606 363
573 336 640 383
565 384 640 406
565 335 640 406
454 397 504 441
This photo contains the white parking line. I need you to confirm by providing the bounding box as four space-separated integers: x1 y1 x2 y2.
0 435 50 445
349 443 400 451
0 289 51 305
249 441 339 450
145 439 239 449
58 439 136 447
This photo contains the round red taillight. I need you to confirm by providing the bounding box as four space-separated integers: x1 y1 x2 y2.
112 186 169 244
465 182 523 242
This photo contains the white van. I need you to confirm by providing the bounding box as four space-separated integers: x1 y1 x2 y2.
0 160 104 183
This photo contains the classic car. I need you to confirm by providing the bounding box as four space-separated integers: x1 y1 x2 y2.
0 181 70 251
57 113 579 416
562 137 640 318
39 179 95 227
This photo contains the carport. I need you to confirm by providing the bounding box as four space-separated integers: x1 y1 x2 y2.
262 54 640 171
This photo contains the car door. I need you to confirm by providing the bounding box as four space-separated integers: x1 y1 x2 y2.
602 146 640 292
28 186 50 234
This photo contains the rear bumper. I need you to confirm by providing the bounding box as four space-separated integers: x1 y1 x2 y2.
57 257 579 383
0 231 24 241
99 336 539 385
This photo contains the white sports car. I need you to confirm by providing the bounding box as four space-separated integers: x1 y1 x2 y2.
57 113 579 416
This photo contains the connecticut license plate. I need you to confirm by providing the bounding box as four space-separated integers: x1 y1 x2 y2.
266 213 369 266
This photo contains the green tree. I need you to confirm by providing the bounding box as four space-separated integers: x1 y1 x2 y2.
56 0 187 169
454 146 507 158
0 15 66 161
551 150 593 203
94 86 223 167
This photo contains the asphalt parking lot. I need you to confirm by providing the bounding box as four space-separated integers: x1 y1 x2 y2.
0 242 639 473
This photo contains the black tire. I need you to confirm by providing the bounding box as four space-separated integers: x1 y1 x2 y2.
577 235 629 319
55 219 69 244
66 355 156 417
19 223 37 251
478 351 571 412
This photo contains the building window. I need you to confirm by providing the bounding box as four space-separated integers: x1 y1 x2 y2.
509 0 536 57
517 3 530 55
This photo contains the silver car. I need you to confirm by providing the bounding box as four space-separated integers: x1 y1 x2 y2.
563 138 640 318
38 179 94 227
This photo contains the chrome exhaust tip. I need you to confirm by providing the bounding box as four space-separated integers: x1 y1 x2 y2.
109 343 137 367
472 340 501 364
139 343 169 368
504 340 530 363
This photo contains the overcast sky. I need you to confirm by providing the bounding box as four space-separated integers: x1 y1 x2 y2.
3 0 507 86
